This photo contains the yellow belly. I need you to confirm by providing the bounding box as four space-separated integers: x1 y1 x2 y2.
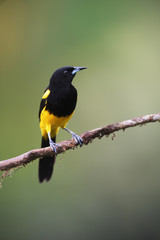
40 106 74 139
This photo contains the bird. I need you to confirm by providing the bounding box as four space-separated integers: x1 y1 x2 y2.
38 66 87 183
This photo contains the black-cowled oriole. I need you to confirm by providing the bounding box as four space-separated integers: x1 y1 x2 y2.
38 66 87 183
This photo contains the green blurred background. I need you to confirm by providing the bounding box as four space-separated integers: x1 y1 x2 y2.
1 0 160 239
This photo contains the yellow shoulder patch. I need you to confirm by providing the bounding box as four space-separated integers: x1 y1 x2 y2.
42 89 50 99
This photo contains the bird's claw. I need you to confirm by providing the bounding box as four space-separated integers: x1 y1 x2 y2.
49 140 60 153
72 133 83 146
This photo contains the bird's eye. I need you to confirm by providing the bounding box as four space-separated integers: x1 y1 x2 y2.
64 70 69 75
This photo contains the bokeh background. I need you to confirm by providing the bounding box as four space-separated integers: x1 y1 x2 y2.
1 0 160 239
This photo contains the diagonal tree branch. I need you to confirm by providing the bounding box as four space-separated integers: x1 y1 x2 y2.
0 113 160 172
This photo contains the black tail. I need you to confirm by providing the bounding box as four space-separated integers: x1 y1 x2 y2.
38 136 56 183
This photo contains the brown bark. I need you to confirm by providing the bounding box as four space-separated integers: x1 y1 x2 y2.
0 113 160 172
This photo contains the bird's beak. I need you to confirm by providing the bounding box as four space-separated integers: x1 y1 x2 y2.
72 67 87 75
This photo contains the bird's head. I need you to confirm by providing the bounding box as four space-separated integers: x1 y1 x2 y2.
50 66 87 87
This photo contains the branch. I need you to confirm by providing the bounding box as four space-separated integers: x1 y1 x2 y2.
0 113 160 172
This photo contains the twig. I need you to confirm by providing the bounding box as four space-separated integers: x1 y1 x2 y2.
0 113 160 172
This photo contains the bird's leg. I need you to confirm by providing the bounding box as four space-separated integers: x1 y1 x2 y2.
63 127 83 146
48 132 60 153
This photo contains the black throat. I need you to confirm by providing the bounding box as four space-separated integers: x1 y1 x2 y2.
46 84 77 117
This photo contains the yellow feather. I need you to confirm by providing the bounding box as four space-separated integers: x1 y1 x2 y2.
40 107 74 139
42 89 50 99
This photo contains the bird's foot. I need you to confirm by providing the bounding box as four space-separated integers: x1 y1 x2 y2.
49 140 60 153
63 127 83 146
71 133 83 146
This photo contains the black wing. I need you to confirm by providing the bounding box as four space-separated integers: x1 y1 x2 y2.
38 87 49 120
